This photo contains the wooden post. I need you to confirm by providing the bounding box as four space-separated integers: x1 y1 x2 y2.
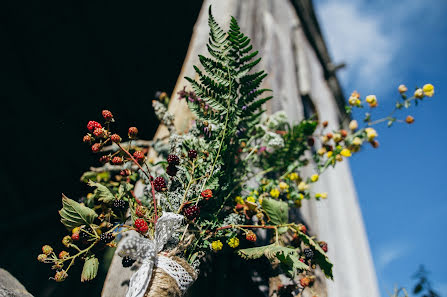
102 1 380 297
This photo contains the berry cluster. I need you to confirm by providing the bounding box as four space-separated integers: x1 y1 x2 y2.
183 205 200 220
134 218 148 234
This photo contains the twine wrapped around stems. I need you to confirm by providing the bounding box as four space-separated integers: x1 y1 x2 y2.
144 255 197 297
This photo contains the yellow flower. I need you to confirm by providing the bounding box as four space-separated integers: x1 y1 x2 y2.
288 172 299 181
352 137 363 146
294 199 302 207
228 237 240 248
211 240 223 251
250 190 259 196
365 127 378 141
279 182 289 191
340 148 351 157
246 196 256 203
365 95 377 107
423 84 434 97
318 147 327 155
348 92 361 106
349 120 358 131
398 84 408 93
326 151 333 158
258 197 263 205
298 193 304 200
414 88 424 98
335 154 343 162
333 133 342 143
316 192 328 199
310 174 319 182
235 196 244 204
270 188 280 198
321 135 329 143
298 182 308 192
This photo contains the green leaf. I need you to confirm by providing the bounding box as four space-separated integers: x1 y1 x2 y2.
261 198 289 225
296 229 333 279
88 180 115 204
81 256 99 282
238 244 309 277
59 194 98 231
118 182 133 199
80 171 110 183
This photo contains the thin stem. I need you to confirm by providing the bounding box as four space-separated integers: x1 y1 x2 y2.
116 142 158 223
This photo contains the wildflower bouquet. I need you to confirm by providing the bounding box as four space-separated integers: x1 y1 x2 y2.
37 8 435 297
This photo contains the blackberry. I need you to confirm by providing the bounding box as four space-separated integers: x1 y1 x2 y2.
79 226 94 241
183 205 200 220
188 149 197 160
153 177 167 192
167 154 180 166
303 248 314 259
166 164 178 176
122 256 136 268
112 199 128 213
99 232 115 245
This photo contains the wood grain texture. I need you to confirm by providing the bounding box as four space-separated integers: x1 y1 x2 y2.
102 1 380 297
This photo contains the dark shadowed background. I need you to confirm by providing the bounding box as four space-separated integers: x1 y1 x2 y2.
0 1 202 296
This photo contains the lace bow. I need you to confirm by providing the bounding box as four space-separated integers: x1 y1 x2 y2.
118 212 192 297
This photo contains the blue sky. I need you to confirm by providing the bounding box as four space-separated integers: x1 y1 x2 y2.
313 0 447 295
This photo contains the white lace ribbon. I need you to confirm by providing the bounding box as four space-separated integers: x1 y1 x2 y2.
117 212 192 297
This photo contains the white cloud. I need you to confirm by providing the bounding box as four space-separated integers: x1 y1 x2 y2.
375 241 410 272
316 1 395 91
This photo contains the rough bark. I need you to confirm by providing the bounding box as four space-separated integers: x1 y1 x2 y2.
0 268 34 297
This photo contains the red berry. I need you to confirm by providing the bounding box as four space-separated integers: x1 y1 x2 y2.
300 277 311 288
91 143 102 153
110 134 121 143
59 251 69 259
153 177 166 192
319 241 328 253
99 155 111 164
167 154 180 165
128 127 138 138
183 204 200 220
299 258 305 263
94 128 104 137
326 132 333 139
102 110 113 122
188 149 197 160
201 189 213 200
246 231 257 242
298 224 307 234
135 206 146 218
83 135 92 144
120 169 131 176
340 129 348 137
112 156 123 165
134 218 148 234
71 233 80 241
87 121 102 132
133 151 145 163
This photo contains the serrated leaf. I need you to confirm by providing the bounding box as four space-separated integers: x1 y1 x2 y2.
118 182 133 199
238 244 309 277
88 180 115 204
261 198 288 225
81 256 99 282
59 194 98 231
296 229 333 279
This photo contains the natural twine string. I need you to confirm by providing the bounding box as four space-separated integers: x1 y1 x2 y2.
144 255 197 297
